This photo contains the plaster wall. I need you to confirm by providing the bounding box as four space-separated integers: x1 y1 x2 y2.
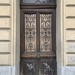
0 0 20 75
57 0 75 75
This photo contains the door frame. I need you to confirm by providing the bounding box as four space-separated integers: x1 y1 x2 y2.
20 7 56 75
13 0 64 75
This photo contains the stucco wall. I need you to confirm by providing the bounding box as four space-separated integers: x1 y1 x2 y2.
0 0 20 75
64 0 75 66
0 0 11 66
55 0 75 75
59 0 75 75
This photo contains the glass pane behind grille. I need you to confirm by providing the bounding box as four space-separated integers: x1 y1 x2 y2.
25 14 36 52
39 0 56 4
40 14 52 52
23 0 36 3
23 0 56 4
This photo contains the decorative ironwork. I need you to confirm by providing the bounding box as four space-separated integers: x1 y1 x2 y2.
40 14 52 51
25 14 36 52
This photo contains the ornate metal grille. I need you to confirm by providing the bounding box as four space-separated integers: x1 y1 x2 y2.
40 14 52 52
25 14 36 52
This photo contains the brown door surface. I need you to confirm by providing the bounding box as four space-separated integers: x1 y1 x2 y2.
20 4 56 75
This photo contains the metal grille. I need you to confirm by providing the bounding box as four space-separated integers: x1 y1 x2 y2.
40 14 52 52
25 14 36 52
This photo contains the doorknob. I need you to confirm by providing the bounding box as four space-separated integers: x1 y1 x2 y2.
36 54 40 59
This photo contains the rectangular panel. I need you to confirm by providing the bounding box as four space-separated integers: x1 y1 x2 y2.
0 67 11 75
40 14 52 52
0 6 10 16
21 59 38 75
0 18 10 28
0 0 10 4
40 58 56 75
66 42 75 53
66 7 75 17
66 0 75 5
66 54 75 65
0 54 10 65
0 42 10 53
25 14 36 52
66 18 75 28
65 67 75 75
21 58 56 75
66 31 75 41
0 30 10 40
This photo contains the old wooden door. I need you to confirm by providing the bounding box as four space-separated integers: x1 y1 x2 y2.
20 0 56 75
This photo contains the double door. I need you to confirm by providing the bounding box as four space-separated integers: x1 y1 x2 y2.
20 8 56 75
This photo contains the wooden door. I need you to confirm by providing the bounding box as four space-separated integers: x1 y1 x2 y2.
20 3 56 75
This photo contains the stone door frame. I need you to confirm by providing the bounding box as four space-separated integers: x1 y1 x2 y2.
13 0 64 75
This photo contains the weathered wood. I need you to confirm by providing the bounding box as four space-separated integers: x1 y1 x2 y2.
20 3 56 75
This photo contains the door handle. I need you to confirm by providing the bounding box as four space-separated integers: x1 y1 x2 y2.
36 54 40 59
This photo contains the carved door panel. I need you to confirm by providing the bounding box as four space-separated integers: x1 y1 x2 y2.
20 8 56 75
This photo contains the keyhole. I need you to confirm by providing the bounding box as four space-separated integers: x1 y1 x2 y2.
30 32 31 34
45 32 47 34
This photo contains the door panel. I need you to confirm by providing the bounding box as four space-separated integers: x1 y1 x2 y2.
40 58 56 75
25 14 36 52
20 9 56 75
40 14 52 52
21 58 56 75
21 59 38 75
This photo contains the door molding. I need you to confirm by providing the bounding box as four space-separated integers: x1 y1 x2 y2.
13 0 64 75
56 0 64 75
